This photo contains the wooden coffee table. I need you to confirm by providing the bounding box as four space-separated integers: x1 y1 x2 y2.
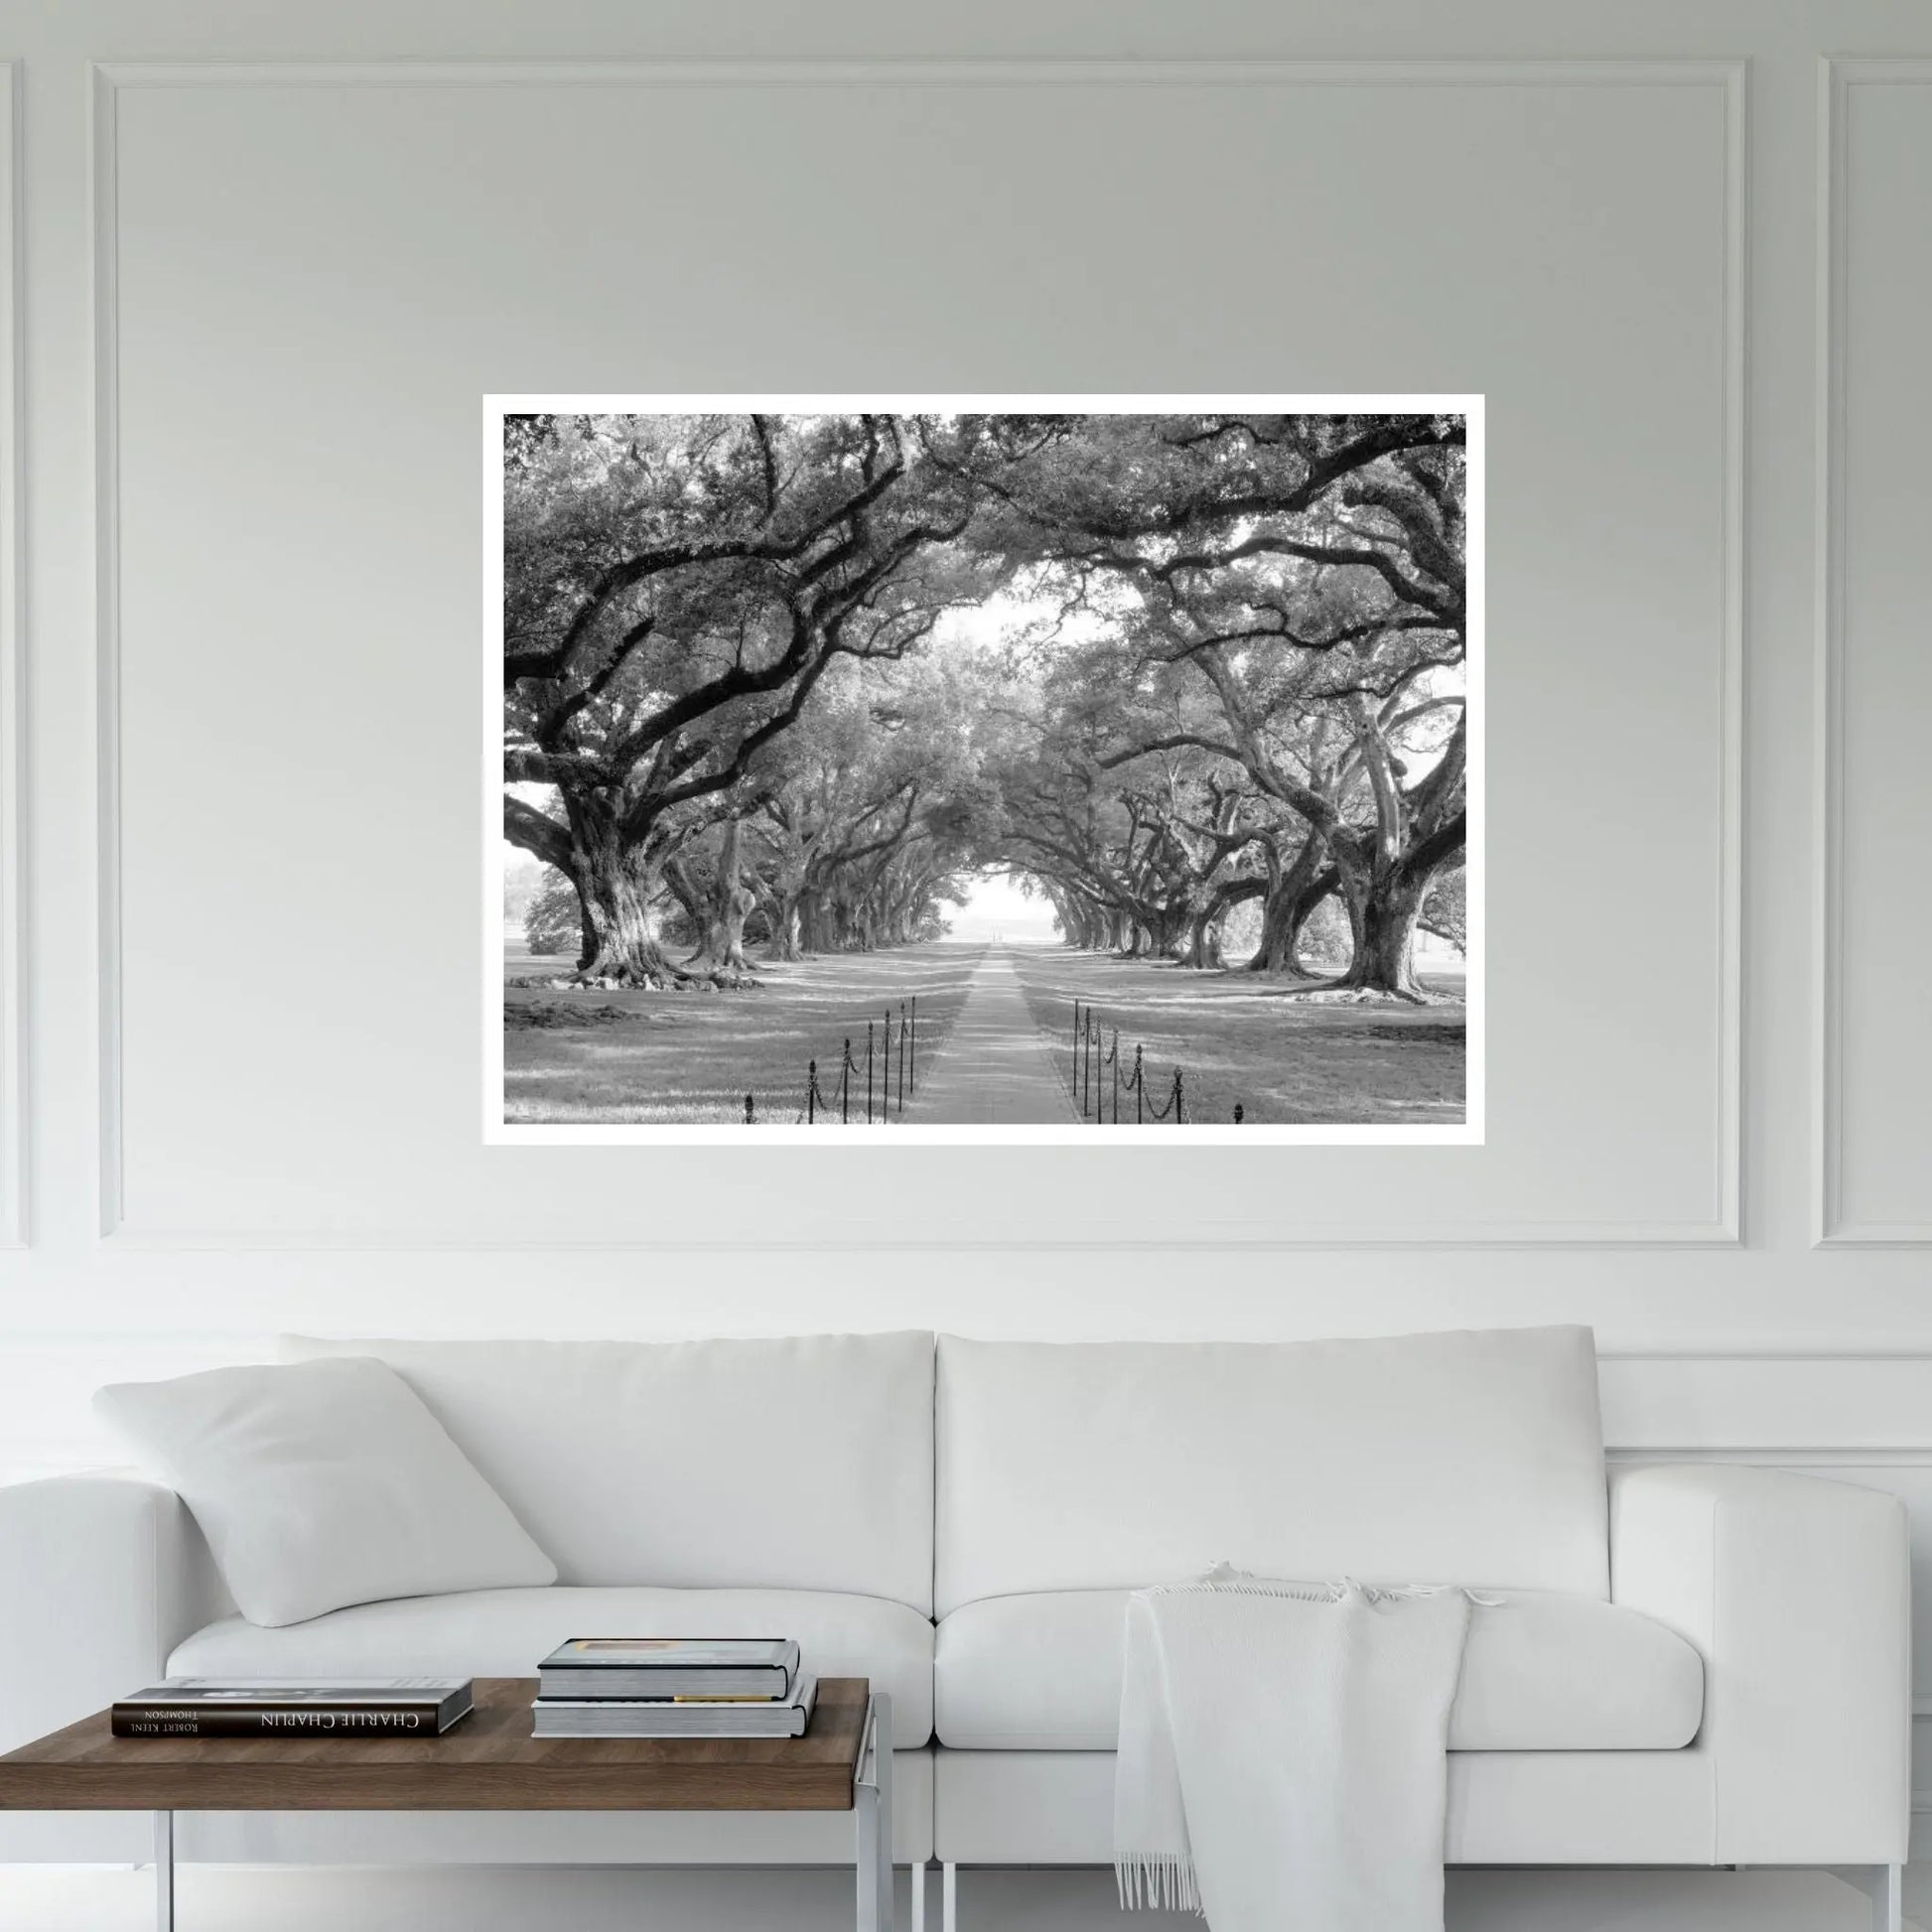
0 1677 895 1932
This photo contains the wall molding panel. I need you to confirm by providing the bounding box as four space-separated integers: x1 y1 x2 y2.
0 61 24 1249
85 65 119 1256
86 59 1745 1250
1813 57 1932 1248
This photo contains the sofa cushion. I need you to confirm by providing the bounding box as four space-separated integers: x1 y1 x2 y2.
281 1333 935 1613
935 1588 1702 1752
935 1327 1608 1613
92 1357 556 1627
171 1585 936 1745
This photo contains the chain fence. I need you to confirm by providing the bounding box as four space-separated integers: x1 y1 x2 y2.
1070 997 1246 1125
740 988 1241 1126
741 995 922 1125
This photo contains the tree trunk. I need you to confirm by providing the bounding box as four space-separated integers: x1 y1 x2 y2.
686 820 753 974
764 894 802 962
1306 712 1465 1001
1154 907 1190 960
1247 841 1332 977
798 893 832 954
565 813 684 988
1327 856 1431 1000
1248 880 1304 973
1180 903 1226 970
1063 895 1093 948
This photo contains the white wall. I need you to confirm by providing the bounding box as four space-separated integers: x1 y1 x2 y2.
2 1 1930 1926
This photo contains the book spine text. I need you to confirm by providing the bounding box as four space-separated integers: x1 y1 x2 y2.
112 1707 443 1737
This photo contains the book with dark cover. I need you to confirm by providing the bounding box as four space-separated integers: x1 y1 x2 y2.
112 1679 474 1738
536 1637 798 1702
531 1674 818 1738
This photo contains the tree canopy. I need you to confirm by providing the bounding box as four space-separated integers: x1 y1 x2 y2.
501 410 1468 1000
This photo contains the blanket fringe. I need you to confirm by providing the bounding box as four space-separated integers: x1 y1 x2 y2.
1154 1568 1505 1608
1116 1854 1203 1915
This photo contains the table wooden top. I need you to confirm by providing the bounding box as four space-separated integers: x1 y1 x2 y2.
0 1677 869 1813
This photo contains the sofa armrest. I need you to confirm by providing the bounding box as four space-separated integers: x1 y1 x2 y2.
1610 1461 1910 1864
0 1473 225 1751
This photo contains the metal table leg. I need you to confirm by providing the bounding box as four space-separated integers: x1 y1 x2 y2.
153 1809 174 1932
134 1697 904 1932
1864 1863 1904 1932
855 1693 893 1932
1848 1863 1906 1932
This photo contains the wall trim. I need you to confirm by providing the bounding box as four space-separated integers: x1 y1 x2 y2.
89 59 1751 91
88 58 1746 1251
88 63 119 1250
1609 1446 1932 1468
98 1228 1744 1255
12 1332 1932 1480
0 61 24 1248
1813 58 1932 1248
1713 55 1747 1254
14 1335 1932 1360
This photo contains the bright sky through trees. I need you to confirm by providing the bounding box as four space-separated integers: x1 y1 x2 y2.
947 871 1061 943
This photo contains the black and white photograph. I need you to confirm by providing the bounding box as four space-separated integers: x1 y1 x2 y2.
491 399 1479 1139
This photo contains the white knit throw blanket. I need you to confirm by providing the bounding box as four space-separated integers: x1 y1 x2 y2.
1114 1569 1476 1931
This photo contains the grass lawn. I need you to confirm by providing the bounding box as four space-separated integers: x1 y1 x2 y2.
1008 947 1466 1128
502 941 985 1126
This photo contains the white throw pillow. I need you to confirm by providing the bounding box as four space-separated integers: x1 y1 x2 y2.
94 1356 557 1627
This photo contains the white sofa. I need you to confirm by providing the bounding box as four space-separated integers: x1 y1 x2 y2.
0 1326 1912 1929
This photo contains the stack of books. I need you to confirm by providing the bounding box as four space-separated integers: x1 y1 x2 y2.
112 1678 475 1737
531 1638 815 1737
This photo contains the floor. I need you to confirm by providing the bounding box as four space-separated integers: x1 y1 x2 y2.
0 1863 1913 1931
